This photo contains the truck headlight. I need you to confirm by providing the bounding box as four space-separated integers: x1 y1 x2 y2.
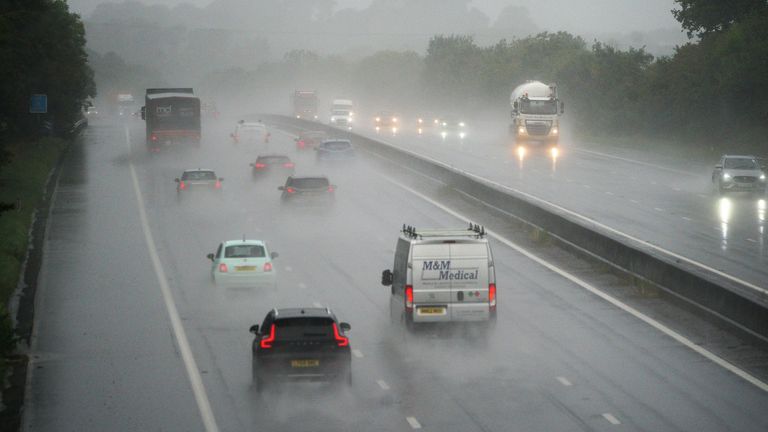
551 127 559 135
760 173 766 181
518 126 525 134
458 122 465 127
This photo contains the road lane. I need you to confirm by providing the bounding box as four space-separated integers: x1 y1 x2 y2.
24 115 768 431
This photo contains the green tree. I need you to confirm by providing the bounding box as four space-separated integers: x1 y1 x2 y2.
672 0 767 37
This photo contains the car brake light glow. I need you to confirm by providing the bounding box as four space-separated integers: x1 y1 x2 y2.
218 263 228 273
263 262 272 272
151 134 158 141
332 323 349 347
260 324 275 348
179 181 186 190
405 285 413 311
489 283 496 310
214 180 222 189
327 186 334 192
254 163 266 168
283 162 295 168
298 140 305 148
286 187 296 193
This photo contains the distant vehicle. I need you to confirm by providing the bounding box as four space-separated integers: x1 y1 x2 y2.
415 113 441 135
374 111 399 134
329 98 354 129
116 92 135 117
278 176 336 204
232 120 270 144
142 88 201 151
249 307 352 391
295 130 327 150
201 102 220 119
174 169 223 194
438 116 467 140
315 139 355 161
250 155 295 178
293 90 318 120
712 155 767 195
85 106 99 116
381 223 497 332
509 81 564 152
207 239 278 288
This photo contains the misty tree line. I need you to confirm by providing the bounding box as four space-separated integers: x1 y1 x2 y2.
0 0 95 138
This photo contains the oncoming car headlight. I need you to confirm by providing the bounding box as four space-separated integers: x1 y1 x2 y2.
722 173 732 181
518 126 525 134
761 173 766 181
551 127 559 135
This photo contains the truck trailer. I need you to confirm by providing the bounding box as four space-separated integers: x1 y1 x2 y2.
141 88 201 151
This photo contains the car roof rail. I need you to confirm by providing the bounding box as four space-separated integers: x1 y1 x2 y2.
401 222 486 239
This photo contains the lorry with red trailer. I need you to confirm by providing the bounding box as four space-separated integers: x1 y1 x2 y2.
141 88 201 151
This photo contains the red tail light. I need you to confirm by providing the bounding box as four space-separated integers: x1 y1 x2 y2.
286 187 296 193
254 163 266 169
260 324 275 349
179 181 187 190
332 323 349 347
151 134 158 141
489 283 496 310
218 263 228 273
283 162 295 168
263 262 272 272
214 180 222 189
405 285 413 311
327 186 335 192
298 140 305 148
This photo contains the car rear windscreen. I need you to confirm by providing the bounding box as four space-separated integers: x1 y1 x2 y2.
224 245 265 258
322 141 352 151
275 317 334 340
258 156 290 164
289 178 329 189
182 171 216 181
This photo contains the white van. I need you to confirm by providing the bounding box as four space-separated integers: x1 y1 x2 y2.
381 224 497 330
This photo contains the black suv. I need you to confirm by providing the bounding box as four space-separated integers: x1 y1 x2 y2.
278 176 336 202
250 308 352 391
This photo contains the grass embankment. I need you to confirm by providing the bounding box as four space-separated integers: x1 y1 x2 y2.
0 137 67 362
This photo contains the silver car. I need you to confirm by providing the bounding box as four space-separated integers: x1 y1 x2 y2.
712 155 767 195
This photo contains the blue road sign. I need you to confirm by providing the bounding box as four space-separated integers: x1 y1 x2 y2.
30 94 48 114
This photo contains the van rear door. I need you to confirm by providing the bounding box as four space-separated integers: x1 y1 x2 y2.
449 242 489 321
412 243 452 321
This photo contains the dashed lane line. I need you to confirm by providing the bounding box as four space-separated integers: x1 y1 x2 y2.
125 126 219 432
556 376 573 387
298 282 307 289
602 413 621 425
284 265 293 272
682 216 693 221
379 173 768 393
406 416 422 429
653 207 664 212
377 379 390 390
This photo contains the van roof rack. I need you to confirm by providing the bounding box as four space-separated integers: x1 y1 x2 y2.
401 222 486 239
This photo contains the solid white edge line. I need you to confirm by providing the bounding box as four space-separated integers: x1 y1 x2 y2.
602 413 621 425
125 127 220 432
406 416 422 429
360 127 767 296
376 379 390 390
379 174 768 394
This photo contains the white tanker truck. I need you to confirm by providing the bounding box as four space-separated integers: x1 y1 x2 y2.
509 81 564 150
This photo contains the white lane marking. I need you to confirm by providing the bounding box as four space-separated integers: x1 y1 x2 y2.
125 127 219 432
379 174 768 393
629 199 640 204
747 238 757 243
674 187 681 192
602 413 621 425
556 376 573 387
698 194 708 198
682 216 693 222
653 207 664 212
312 302 323 308
361 137 767 295
406 416 422 429
377 379 390 390
573 148 697 177
651 181 658 185
298 282 307 289
352 349 364 358
285 265 293 272
583 184 591 189
605 191 614 196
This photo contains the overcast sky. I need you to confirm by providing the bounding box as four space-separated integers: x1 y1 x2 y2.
68 0 681 35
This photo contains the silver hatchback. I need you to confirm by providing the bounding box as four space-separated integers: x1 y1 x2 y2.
712 155 767 195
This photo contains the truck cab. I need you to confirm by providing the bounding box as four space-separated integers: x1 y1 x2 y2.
510 81 564 153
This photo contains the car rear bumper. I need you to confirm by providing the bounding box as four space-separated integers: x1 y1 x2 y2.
214 271 276 287
409 303 493 323
255 354 350 381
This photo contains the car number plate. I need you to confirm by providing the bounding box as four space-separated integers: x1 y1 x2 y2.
417 306 446 316
291 359 320 368
235 266 256 271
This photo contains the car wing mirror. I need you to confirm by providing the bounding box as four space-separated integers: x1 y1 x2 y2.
249 324 259 334
174 178 180 183
270 251 279 259
294 138 299 142
206 253 215 261
381 269 393 286
339 322 351 332
715 164 722 169
277 186 285 191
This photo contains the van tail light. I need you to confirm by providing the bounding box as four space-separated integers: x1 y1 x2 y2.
327 186 335 192
286 187 296 193
179 181 187 190
263 262 272 272
151 134 158 141
298 140 305 148
260 324 276 349
254 163 266 169
405 285 413 312
283 162 295 168
218 263 228 273
333 323 349 347
489 283 497 311
214 180 222 189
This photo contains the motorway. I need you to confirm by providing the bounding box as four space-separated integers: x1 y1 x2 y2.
22 115 768 431
352 120 768 294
